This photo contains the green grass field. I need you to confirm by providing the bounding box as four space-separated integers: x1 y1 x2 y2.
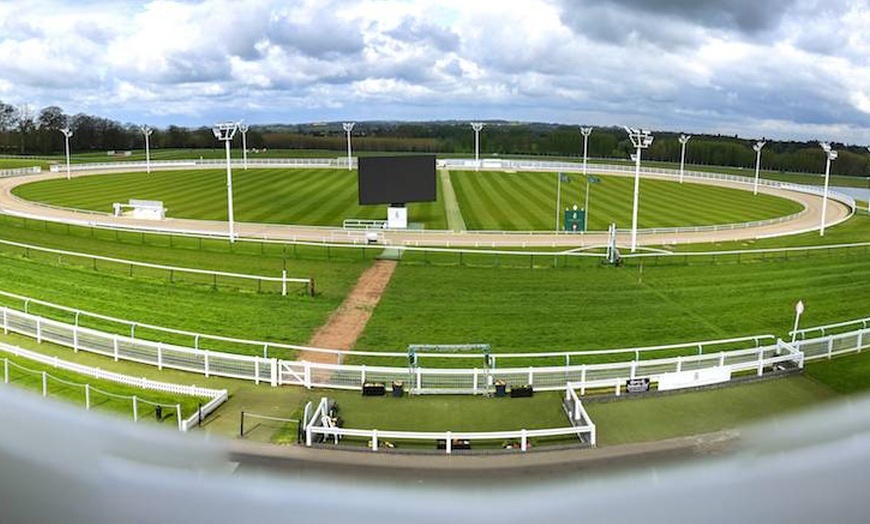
4 154 870 452
13 168 448 229
357 252 870 358
12 167 804 232
450 170 803 231
0 216 371 358
585 377 835 446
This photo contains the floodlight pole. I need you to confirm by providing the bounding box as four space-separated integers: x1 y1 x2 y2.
471 122 484 172
819 142 838 237
584 176 591 225
678 134 691 184
238 124 249 171
866 146 870 213
342 122 355 171
213 122 239 243
580 127 593 177
555 173 562 232
753 141 767 195
140 125 153 174
624 127 654 252
59 128 73 181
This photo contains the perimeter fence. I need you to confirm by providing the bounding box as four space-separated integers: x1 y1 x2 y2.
0 342 227 431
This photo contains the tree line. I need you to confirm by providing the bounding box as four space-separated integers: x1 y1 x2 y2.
1 101 868 177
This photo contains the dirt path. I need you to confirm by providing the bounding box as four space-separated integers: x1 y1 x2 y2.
302 259 397 364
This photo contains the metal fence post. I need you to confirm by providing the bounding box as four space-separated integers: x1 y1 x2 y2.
36 318 41 343
372 429 378 452
133 396 138 422
282 270 287 296
85 384 90 410
176 404 183 432
42 371 47 397
3 357 6 384
113 336 119 362
157 344 163 370
521 429 528 451
204 351 210 378
446 431 452 455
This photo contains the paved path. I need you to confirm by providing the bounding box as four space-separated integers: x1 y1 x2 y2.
439 169 467 231
0 167 853 248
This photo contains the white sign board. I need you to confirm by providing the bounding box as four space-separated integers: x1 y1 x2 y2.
657 366 732 392
114 200 166 220
387 206 407 229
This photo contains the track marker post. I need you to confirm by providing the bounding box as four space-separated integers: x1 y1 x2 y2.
792 300 804 343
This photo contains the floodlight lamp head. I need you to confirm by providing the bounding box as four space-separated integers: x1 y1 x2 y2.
753 141 766 152
580 127 593 137
820 142 831 153
342 122 355 132
829 150 839 161
140 125 153 137
59 127 72 138
212 122 238 141
471 122 485 132
238 124 249 133
679 134 691 144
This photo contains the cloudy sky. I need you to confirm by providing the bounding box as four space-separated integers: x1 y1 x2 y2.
1 0 869 142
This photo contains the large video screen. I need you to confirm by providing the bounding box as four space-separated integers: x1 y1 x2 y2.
358 155 437 205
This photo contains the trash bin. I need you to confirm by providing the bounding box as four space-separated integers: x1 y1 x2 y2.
392 381 404 398
495 380 507 397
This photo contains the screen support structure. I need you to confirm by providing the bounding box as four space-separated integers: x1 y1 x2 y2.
387 204 407 229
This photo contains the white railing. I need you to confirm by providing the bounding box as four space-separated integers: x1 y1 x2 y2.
0 296 801 395
0 289 777 365
280 340 801 394
48 157 352 173
0 235 311 296
342 219 387 230
33 157 852 240
304 397 594 453
793 325 870 362
0 342 227 431
791 315 870 340
0 166 41 178
0 289 406 362
0 305 279 386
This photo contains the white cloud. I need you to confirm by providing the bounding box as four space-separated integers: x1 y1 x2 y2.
0 0 868 143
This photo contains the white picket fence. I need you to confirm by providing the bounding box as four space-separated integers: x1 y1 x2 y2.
0 342 227 431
